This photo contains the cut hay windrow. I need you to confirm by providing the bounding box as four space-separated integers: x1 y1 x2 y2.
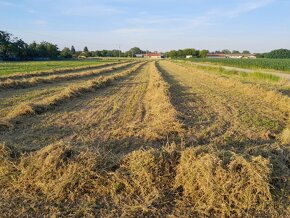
1 143 288 217
0 61 129 81
0 61 138 91
139 61 182 140
158 60 290 145
174 147 275 217
1 60 289 217
1 62 147 129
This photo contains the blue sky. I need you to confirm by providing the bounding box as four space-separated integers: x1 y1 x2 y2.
1 0 289 52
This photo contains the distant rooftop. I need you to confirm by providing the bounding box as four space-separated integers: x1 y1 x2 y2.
144 53 162 57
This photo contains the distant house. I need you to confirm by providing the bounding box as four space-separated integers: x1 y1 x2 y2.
227 54 256 59
144 53 164 59
243 54 257 59
227 54 244 59
135 54 143 58
206 54 226 58
206 54 256 59
186 55 193 59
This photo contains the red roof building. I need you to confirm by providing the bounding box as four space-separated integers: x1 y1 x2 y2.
144 53 164 58
206 54 227 58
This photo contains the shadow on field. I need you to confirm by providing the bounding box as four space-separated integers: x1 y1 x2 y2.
156 62 208 128
114 81 148 87
155 61 279 149
0 117 167 156
280 88 290 97
155 61 225 145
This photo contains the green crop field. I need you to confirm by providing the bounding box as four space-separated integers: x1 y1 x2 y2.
0 60 114 76
189 58 290 72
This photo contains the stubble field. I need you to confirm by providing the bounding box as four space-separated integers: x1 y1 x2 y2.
0 60 289 217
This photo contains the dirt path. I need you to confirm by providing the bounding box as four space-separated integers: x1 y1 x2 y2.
190 62 290 80
157 60 289 148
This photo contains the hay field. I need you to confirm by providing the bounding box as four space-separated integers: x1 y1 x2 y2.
0 60 289 217
0 60 116 76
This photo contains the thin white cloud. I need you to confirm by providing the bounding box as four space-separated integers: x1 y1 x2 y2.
0 1 21 7
33 19 48 25
128 16 210 26
121 0 274 33
209 0 275 18
63 5 122 16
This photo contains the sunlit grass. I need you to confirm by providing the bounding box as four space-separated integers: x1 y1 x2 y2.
189 58 290 72
0 60 113 76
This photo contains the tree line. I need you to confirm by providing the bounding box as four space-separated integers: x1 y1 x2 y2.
0 31 146 60
165 49 209 58
0 31 152 60
256 49 290 58
0 31 59 60
1 30 290 60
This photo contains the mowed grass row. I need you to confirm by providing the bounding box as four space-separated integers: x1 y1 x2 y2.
0 61 289 217
189 58 290 72
0 61 137 91
156 60 290 216
0 61 127 81
0 61 180 217
0 61 141 120
158 61 290 144
0 61 165 152
0 62 147 130
0 59 117 76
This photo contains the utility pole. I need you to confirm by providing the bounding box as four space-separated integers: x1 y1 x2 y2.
118 44 121 59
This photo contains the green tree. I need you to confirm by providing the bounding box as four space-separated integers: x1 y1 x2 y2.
0 30 60 60
242 50 251 54
255 53 265 58
35 42 59 58
264 49 290 58
83 46 89 52
0 31 13 59
12 39 29 59
60 47 72 58
82 46 91 57
129 47 142 56
45 42 59 58
70 45 76 54
222 49 231 54
199 49 209 58
232 50 240 54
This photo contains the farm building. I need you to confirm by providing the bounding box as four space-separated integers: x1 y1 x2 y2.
227 54 256 59
206 54 226 58
144 53 164 59
227 54 244 59
135 54 144 58
186 55 193 58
